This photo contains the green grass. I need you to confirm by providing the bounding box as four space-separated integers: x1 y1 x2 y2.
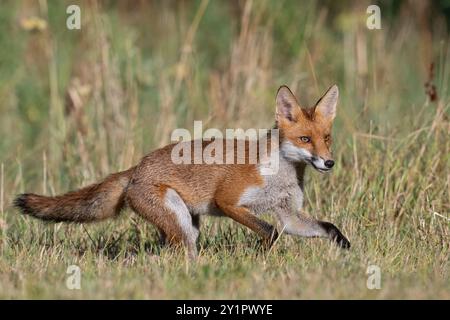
0 0 449 299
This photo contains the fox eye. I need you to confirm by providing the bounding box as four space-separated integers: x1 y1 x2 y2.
324 135 331 142
300 136 311 143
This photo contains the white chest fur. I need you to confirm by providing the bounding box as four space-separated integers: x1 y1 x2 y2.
238 155 304 215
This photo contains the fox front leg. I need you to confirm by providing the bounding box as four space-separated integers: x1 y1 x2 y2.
275 209 350 249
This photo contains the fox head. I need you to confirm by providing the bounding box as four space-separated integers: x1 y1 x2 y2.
276 85 339 173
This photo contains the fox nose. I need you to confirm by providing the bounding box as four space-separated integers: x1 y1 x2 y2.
324 160 335 168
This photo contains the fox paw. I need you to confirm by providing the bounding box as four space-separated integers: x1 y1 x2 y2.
320 221 351 249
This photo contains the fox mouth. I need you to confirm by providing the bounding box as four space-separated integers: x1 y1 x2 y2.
309 160 332 173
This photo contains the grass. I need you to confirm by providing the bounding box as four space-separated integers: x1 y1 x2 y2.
0 0 449 299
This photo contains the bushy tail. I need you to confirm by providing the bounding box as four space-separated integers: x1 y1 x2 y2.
14 168 134 223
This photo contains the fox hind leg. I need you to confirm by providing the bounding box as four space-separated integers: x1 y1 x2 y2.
127 186 199 259
191 214 201 239
157 227 167 246
164 188 199 258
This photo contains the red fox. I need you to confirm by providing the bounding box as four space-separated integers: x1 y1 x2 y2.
14 85 350 259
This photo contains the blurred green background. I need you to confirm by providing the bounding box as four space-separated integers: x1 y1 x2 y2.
0 0 448 191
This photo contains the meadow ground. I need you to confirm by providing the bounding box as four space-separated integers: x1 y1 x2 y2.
0 1 448 299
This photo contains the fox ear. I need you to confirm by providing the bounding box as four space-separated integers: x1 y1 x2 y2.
314 85 338 121
276 85 301 122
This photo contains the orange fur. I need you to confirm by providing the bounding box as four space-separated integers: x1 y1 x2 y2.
14 85 350 259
